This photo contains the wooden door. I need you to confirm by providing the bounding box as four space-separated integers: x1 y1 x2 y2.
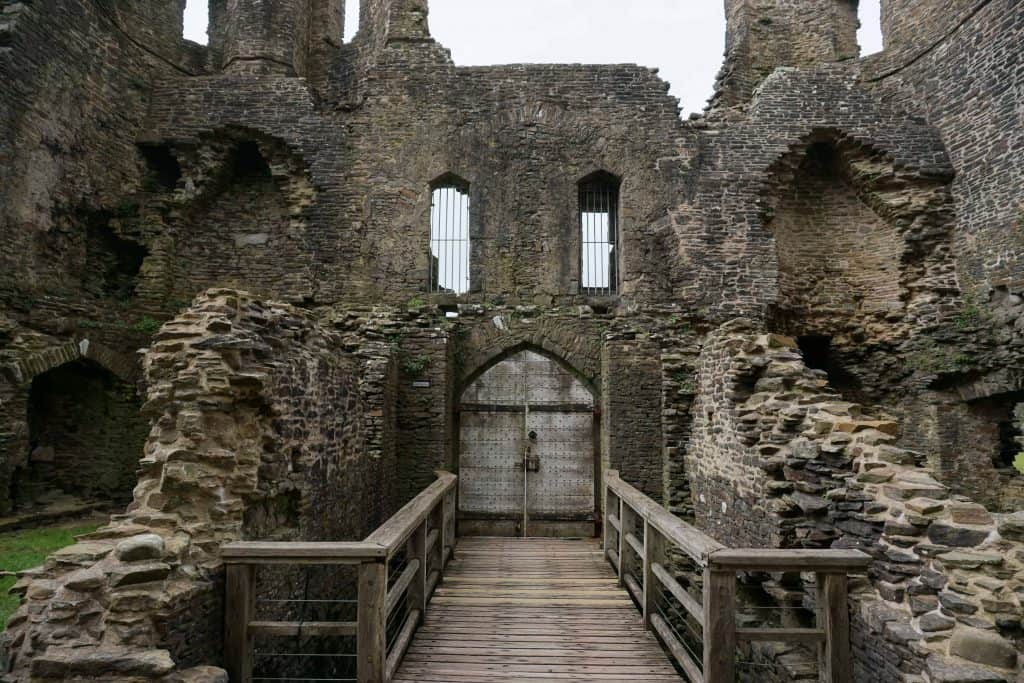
458 350 596 537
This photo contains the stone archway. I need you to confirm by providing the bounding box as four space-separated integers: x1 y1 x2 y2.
14 358 148 513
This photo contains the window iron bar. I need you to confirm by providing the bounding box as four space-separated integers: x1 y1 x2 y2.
429 184 470 295
579 181 618 296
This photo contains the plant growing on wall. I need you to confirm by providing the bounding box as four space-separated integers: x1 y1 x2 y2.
1014 452 1024 475
132 316 162 335
400 351 431 376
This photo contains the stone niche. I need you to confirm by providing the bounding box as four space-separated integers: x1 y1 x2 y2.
771 141 903 328
151 135 317 307
0 334 152 519
14 359 149 513
899 386 1024 511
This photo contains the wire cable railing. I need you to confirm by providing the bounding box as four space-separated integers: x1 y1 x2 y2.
603 469 870 683
223 471 458 683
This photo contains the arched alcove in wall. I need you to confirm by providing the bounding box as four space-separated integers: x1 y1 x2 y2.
767 137 904 334
12 359 148 513
167 130 316 304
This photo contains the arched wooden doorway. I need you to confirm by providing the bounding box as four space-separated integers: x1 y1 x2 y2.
458 349 598 537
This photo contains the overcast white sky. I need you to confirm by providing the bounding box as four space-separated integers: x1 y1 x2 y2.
183 1 883 116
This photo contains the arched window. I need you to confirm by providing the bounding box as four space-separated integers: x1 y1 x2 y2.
579 172 620 296
344 0 360 42
858 0 883 55
182 0 209 45
429 177 470 295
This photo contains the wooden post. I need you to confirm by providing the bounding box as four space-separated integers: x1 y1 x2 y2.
408 521 428 616
642 521 663 629
602 478 611 559
438 494 449 571
703 567 737 683
446 489 457 562
358 559 388 683
817 572 851 683
224 564 255 683
617 497 633 586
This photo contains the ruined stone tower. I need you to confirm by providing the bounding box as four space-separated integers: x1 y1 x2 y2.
0 0 1022 681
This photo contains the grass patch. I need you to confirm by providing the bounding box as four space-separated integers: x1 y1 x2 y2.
0 522 99 630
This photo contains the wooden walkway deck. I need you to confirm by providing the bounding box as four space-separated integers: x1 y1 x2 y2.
393 536 683 682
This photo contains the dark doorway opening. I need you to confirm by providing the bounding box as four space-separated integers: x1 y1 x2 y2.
797 335 863 400
12 360 148 514
230 140 273 179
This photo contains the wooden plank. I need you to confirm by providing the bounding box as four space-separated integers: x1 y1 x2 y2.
607 512 621 531
623 573 643 608
392 536 682 682
624 531 643 558
426 568 441 601
224 564 253 683
386 558 421 619
643 522 663 629
385 608 422 681
708 548 871 573
407 521 428 617
818 572 852 683
248 620 357 637
651 613 704 683
736 627 825 643
605 470 724 564
607 547 620 574
221 541 385 564
652 562 704 626
702 568 736 683
616 496 627 584
358 560 388 683
425 527 439 558
619 500 638 589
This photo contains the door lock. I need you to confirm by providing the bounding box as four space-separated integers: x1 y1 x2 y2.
523 430 540 472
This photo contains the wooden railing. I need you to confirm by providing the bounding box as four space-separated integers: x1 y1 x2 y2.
222 471 458 683
604 470 870 683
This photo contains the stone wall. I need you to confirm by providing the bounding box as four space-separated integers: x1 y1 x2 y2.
864 0 1024 297
0 290 387 681
715 0 860 107
602 336 664 499
688 321 1023 681
0 0 195 341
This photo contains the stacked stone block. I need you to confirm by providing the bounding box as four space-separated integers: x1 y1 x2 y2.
689 320 1022 680
0 290 388 681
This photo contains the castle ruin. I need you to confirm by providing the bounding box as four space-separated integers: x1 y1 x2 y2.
0 0 1022 681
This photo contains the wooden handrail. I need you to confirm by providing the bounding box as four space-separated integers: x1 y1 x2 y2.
605 470 724 564
602 469 868 683
365 471 457 553
707 548 871 573
221 541 386 564
224 471 458 683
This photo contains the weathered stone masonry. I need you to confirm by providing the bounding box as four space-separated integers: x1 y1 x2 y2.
0 0 1023 680
1 291 395 680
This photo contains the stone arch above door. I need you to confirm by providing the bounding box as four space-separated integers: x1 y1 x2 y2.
457 322 602 396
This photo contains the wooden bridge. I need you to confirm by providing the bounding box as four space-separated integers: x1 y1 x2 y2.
395 536 681 681
221 471 870 683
